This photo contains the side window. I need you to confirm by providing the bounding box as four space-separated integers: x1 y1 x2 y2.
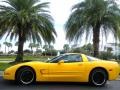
51 54 82 63
60 54 82 63
52 55 69 63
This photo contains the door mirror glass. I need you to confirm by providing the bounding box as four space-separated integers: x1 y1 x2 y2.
58 60 64 64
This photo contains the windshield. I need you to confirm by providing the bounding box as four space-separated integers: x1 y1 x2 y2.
87 55 100 61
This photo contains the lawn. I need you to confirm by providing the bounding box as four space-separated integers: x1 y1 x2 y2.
0 55 54 71
0 55 54 61
0 63 12 71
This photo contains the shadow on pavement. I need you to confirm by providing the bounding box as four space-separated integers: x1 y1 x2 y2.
1 80 111 90
1 76 119 90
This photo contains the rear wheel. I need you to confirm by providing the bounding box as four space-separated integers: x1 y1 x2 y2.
16 67 35 85
89 69 108 86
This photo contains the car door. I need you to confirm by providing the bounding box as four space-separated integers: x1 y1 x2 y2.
48 54 85 82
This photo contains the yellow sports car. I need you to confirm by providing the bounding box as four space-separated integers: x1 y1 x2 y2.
3 53 119 86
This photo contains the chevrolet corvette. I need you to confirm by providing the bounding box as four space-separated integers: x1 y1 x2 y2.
3 53 119 86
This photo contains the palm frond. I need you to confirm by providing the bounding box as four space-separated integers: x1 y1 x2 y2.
0 0 56 45
65 0 120 44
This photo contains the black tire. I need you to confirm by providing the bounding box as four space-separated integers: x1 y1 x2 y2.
16 67 35 85
89 69 108 86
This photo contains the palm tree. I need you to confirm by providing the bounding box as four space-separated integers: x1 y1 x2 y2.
35 43 40 51
65 0 120 57
0 44 1 50
63 44 70 53
7 42 12 53
43 44 49 51
29 43 34 52
29 43 40 55
43 44 49 56
48 44 54 56
0 0 56 62
3 42 12 54
49 45 54 50
3 41 8 54
15 42 19 46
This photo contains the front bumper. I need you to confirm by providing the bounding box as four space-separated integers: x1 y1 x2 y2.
3 69 15 80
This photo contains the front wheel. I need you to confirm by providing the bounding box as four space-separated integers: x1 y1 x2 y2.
16 67 35 85
89 69 108 86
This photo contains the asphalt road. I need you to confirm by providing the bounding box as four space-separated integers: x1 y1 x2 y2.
0 77 120 90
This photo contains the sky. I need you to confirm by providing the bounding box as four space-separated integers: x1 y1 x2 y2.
49 0 80 50
0 0 119 52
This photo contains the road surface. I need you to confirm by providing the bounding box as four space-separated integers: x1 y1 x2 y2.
0 77 120 90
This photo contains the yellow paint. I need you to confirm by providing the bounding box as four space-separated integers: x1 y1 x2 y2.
3 54 119 83
119 64 120 74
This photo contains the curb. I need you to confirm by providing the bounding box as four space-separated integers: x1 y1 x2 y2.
116 76 120 80
0 61 13 63
0 71 3 76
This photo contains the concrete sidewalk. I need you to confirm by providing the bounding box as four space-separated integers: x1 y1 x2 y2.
0 71 3 76
0 60 13 63
117 76 120 80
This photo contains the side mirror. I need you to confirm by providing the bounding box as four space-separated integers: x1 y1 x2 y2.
58 60 64 64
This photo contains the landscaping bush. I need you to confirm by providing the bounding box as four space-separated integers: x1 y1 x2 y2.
99 51 114 60
35 49 42 54
42 50 57 56
24 49 32 54
112 55 120 61
0 51 3 55
70 47 81 53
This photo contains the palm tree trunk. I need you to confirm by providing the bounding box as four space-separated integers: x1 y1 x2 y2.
15 28 24 62
8 47 9 54
31 47 32 52
15 37 24 62
5 46 6 54
31 47 33 55
50 49 52 56
45 50 46 56
93 23 100 57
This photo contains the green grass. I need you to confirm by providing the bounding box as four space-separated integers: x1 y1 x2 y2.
0 55 54 71
0 55 54 61
0 63 12 71
23 56 54 61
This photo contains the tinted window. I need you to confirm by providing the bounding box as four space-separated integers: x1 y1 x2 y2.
47 55 65 63
50 54 82 63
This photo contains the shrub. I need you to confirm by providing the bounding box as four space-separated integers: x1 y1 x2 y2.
35 49 42 54
42 50 57 56
99 51 114 60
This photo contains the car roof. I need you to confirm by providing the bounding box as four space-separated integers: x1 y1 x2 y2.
61 53 81 55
